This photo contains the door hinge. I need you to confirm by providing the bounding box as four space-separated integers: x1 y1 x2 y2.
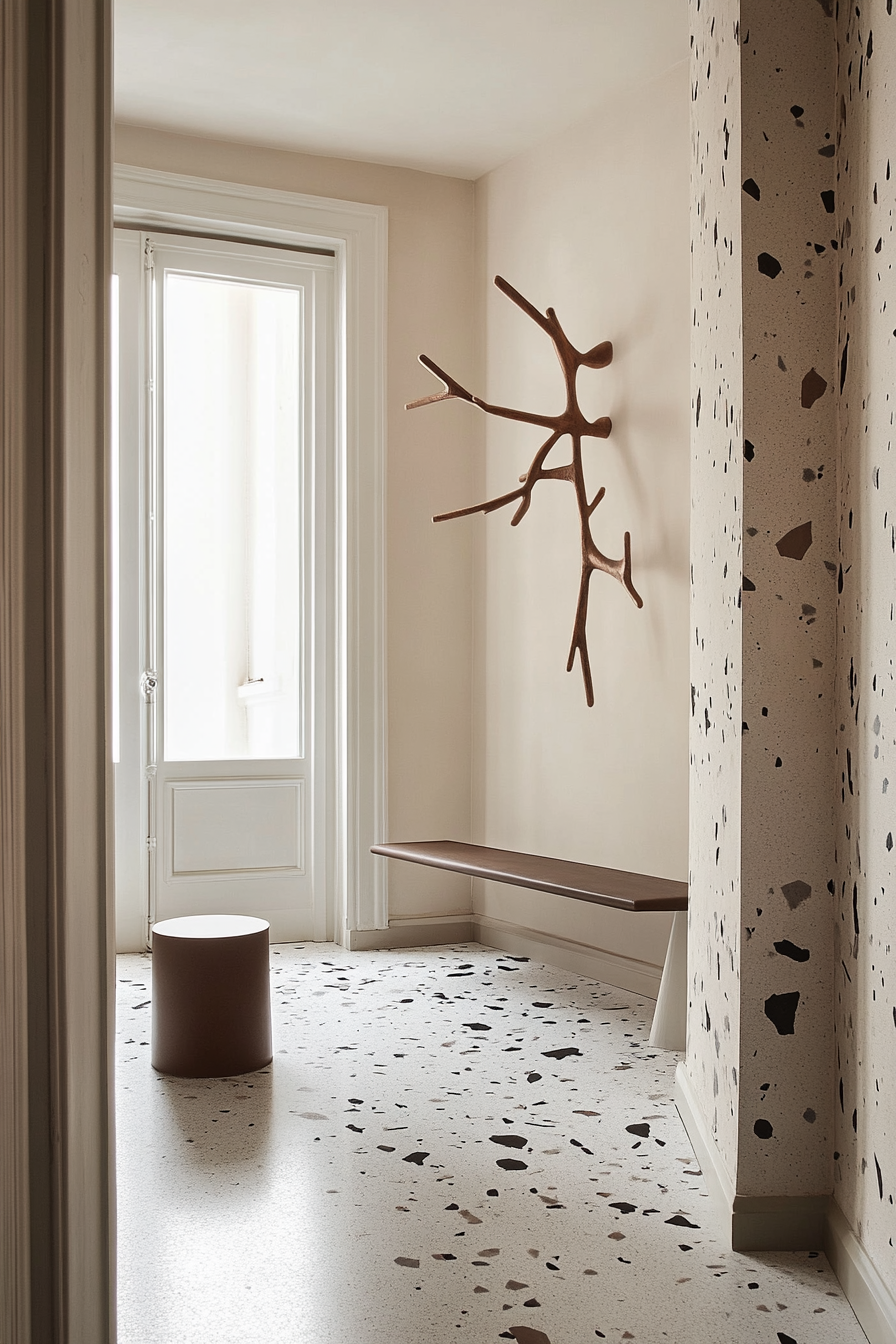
146 836 157 851
141 670 158 702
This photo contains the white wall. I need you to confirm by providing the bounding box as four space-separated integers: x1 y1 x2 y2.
471 57 691 977
114 124 477 923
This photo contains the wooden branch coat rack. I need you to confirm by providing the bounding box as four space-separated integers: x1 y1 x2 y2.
406 275 643 707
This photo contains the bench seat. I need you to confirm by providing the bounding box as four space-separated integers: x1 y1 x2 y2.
371 839 688 1051
370 839 687 913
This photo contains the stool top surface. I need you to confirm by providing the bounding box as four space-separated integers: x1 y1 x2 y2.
151 914 270 940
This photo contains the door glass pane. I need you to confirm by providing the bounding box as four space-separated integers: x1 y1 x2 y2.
163 274 302 761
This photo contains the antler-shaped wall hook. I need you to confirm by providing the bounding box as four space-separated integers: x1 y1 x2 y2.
406 274 643 707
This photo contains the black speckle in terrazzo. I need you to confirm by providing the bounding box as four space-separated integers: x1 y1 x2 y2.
764 992 801 1036
755 1118 774 1139
781 880 812 910
775 521 814 560
801 368 828 408
774 940 811 963
758 251 783 278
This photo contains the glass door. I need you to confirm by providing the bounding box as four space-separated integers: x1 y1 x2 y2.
112 229 335 945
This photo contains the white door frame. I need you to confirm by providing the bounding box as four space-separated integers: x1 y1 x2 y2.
114 228 336 947
113 165 389 943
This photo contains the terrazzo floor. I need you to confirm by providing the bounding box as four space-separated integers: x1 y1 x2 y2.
116 942 867 1344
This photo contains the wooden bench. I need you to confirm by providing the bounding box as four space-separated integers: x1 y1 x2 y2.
370 840 688 1050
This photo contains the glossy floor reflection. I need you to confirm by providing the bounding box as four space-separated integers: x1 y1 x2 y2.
116 943 866 1344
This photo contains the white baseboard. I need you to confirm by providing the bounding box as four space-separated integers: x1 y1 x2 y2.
346 915 473 951
825 1200 896 1344
471 913 663 1000
342 911 662 999
674 1062 827 1250
673 1060 737 1239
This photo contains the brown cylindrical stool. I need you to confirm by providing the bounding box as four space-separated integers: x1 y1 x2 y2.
151 915 273 1077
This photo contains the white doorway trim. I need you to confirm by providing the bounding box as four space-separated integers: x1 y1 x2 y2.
113 165 389 941
2 0 113 1336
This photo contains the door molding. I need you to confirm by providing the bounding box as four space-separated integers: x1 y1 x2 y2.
165 778 306 880
1 0 113 1338
113 165 389 939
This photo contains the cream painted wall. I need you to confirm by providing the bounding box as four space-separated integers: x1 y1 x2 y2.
471 59 691 975
113 124 476 922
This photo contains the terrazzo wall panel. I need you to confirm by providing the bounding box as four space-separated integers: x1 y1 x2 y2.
833 0 896 1283
736 0 836 1197
686 0 838 1203
685 0 745 1187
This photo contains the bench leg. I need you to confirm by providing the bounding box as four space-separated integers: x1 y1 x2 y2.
648 909 687 1051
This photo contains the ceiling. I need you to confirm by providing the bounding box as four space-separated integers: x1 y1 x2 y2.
114 0 687 180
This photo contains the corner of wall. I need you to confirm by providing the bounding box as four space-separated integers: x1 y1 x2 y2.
675 1063 828 1252
685 0 745 1188
830 0 896 1306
